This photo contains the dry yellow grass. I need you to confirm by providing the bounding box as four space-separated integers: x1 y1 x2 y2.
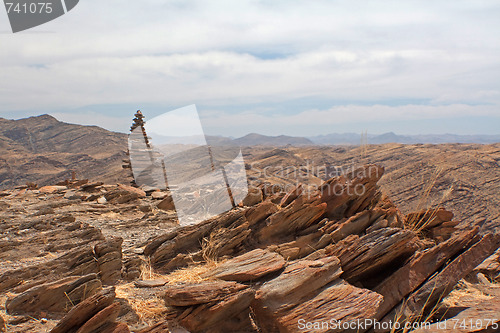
139 257 164 281
139 255 219 284
163 261 218 285
116 259 220 326
115 282 169 326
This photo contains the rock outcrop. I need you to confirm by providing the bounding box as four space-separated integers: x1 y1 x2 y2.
139 164 500 333
6 274 102 316
1 157 499 333
50 287 129 333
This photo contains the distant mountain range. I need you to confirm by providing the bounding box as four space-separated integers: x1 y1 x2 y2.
309 132 500 145
234 133 314 146
1 114 499 188
232 132 500 146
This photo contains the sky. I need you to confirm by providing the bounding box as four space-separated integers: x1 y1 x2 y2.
0 0 499 137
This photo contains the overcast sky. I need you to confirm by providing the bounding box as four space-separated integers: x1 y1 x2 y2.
0 0 499 136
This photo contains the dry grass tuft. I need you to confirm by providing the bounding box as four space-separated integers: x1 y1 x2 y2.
164 261 219 285
115 283 169 326
118 259 220 326
139 257 165 281
139 254 219 284
404 168 453 233
389 283 449 333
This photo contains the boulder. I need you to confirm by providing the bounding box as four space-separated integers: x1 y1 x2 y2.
104 184 145 204
80 182 104 192
379 233 500 330
163 281 255 332
6 274 102 316
39 186 67 194
252 256 382 332
163 281 248 307
95 237 123 285
151 191 168 200
204 249 286 282
50 287 116 333
117 184 146 198
373 227 479 321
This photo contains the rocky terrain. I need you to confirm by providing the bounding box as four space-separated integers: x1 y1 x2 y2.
1 114 500 332
1 164 500 332
0 115 129 190
2 115 499 233
243 143 500 232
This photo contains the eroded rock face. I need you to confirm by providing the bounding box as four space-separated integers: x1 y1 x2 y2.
269 281 383 333
203 249 286 282
377 233 500 332
374 227 480 320
473 248 500 282
50 287 116 333
104 184 145 204
0 235 125 295
6 274 102 316
163 281 256 333
241 187 263 207
411 297 500 333
95 237 123 285
138 164 500 333
50 287 130 333
122 255 143 281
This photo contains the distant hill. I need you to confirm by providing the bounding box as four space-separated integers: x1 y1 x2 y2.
1 114 498 189
234 133 314 146
0 114 130 189
309 132 500 145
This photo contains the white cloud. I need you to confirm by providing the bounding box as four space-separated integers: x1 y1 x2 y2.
0 49 498 111
0 0 499 135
